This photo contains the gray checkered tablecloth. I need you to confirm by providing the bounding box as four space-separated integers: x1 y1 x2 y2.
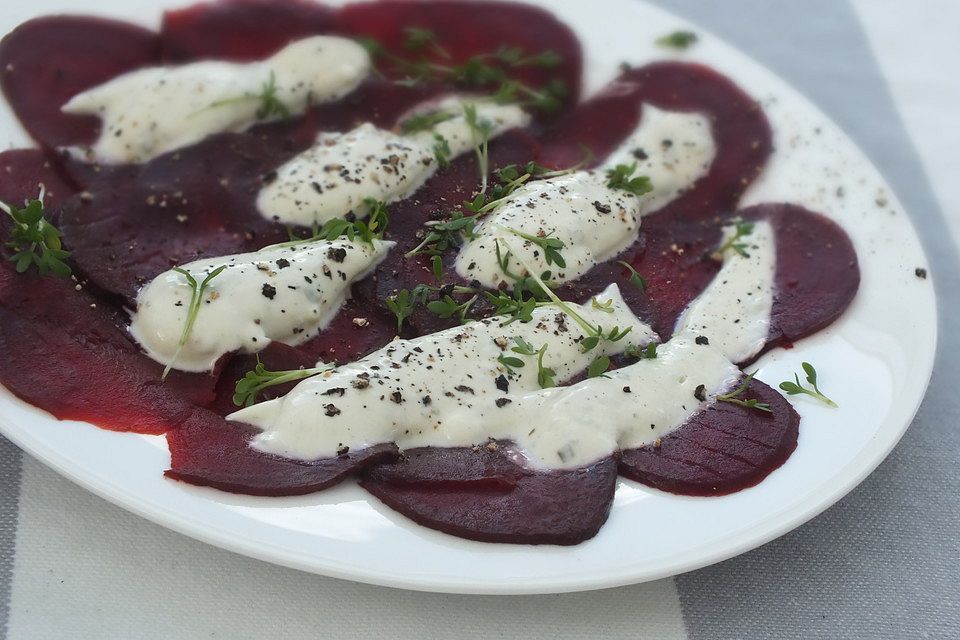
0 1 957 638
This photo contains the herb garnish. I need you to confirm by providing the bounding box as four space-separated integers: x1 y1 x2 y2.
712 218 754 260
502 227 566 268
365 28 567 114
233 358 331 407
164 265 227 380
205 70 291 121
624 342 658 360
507 337 556 388
1 189 71 278
431 133 452 168
779 362 838 408
463 103 495 191
656 31 698 50
616 260 647 292
587 355 610 379
717 372 772 413
283 198 389 248
605 163 653 195
399 109 456 134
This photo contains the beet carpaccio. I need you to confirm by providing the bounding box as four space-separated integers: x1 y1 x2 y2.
0 0 857 545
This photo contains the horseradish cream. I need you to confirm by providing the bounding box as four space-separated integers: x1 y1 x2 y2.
455 105 715 287
256 97 529 226
129 238 392 372
62 36 370 164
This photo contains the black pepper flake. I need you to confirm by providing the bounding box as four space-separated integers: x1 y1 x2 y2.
694 384 707 402
336 445 350 456
695 335 710 345
324 404 341 417
622 386 631 393
421 395 431 405
311 181 323 194
632 148 648 160
915 267 927 279
495 398 512 408
275 258 290 269
261 283 277 299
327 247 347 263
495 375 509 393
455 385 475 394
390 391 403 403
323 387 346 397
592 200 612 214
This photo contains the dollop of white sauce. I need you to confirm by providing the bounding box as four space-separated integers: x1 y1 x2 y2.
62 36 370 164
129 238 393 372
454 105 715 287
256 97 529 226
674 220 776 364
231 284 658 464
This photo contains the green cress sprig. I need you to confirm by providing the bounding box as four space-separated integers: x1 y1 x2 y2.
282 198 390 248
362 27 568 114
204 70 291 121
164 265 227 380
716 372 772 413
0 188 71 278
779 362 838 408
655 31 698 50
605 163 653 196
233 358 332 407
712 218 755 260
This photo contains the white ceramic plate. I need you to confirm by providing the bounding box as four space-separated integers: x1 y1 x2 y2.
0 0 936 594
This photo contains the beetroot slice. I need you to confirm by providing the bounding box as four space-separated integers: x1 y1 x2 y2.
0 149 76 210
619 377 798 496
337 0 582 110
0 16 160 150
747 203 860 353
165 408 398 496
361 447 617 545
160 0 337 62
0 263 216 435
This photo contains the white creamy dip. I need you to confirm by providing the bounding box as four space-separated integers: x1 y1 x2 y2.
129 238 392 372
231 284 659 465
62 36 370 164
674 220 776 364
256 96 529 226
455 105 715 287
230 215 779 469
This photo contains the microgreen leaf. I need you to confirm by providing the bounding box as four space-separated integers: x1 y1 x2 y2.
163 264 227 380
399 109 455 134
605 163 653 195
779 362 838 407
717 372 773 413
1 190 71 278
712 218 755 260
232 358 331 407
656 30 698 50
616 260 647 293
587 355 610 379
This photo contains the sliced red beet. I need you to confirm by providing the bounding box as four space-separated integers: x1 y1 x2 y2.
160 0 337 62
0 263 216 435
619 376 799 496
0 16 160 150
361 447 618 545
746 203 860 353
0 148 76 211
337 0 582 110
165 408 398 496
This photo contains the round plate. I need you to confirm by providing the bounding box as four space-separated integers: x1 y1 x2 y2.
0 0 936 594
